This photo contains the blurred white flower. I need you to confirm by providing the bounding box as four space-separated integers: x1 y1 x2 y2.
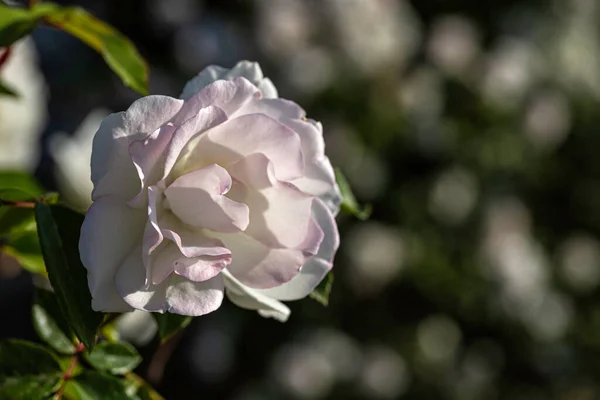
524 90 571 152
346 222 406 295
559 234 600 293
324 0 420 75
0 38 47 171
429 167 478 225
520 290 573 342
417 315 462 365
427 15 481 79
359 345 411 399
115 310 158 347
481 38 545 108
49 108 109 211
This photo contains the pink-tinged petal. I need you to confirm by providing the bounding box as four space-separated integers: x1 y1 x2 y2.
92 96 184 201
229 154 317 250
258 258 331 301
142 186 164 284
257 198 339 300
164 164 250 233
199 113 304 182
162 105 227 180
174 77 260 124
160 213 232 258
79 197 146 312
234 98 305 120
180 65 229 100
151 242 230 285
211 231 305 289
284 118 324 160
116 246 225 316
128 124 176 207
222 270 290 322
180 61 268 100
292 157 342 216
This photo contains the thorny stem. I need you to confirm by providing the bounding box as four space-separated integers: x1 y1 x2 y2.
53 342 86 399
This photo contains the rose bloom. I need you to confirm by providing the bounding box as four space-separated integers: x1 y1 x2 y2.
79 61 341 321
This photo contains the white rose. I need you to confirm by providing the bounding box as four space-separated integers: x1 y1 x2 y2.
80 61 341 321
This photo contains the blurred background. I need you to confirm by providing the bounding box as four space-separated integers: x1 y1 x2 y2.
2 0 600 399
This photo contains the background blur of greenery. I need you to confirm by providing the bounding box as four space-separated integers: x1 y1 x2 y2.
3 0 600 399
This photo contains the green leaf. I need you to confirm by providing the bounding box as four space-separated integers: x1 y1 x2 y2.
309 271 334 306
64 371 136 400
153 314 192 343
0 339 62 399
4 230 45 274
84 342 142 375
0 4 40 47
0 80 18 97
0 172 44 198
36 4 149 95
35 203 104 350
32 289 77 355
334 168 372 220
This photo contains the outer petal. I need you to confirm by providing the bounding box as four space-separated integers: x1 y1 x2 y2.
258 198 340 300
222 270 290 322
91 96 184 201
174 77 260 124
234 98 305 120
164 164 250 233
180 114 304 182
79 197 146 312
116 245 225 316
180 61 275 100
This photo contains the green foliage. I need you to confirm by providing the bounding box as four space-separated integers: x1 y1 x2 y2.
33 289 77 355
0 3 149 95
335 168 371 220
153 314 192 343
0 340 62 399
84 343 142 375
34 3 149 95
63 371 134 400
0 4 40 47
35 203 104 350
309 271 334 306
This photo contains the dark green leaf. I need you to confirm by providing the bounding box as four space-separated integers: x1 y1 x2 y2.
32 289 77 355
0 80 18 97
84 342 142 375
35 203 104 349
0 4 39 47
153 314 192 343
309 271 334 306
0 339 62 399
334 168 372 220
64 371 135 400
37 4 149 95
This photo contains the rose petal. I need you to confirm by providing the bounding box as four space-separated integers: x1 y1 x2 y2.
165 164 250 233
180 61 270 100
229 153 316 250
292 157 342 216
163 105 228 180
116 246 225 316
175 77 260 124
128 124 176 207
92 96 184 201
257 198 339 300
160 213 232 258
222 270 290 322
195 113 305 183
79 197 146 312
258 78 278 99
211 231 305 289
